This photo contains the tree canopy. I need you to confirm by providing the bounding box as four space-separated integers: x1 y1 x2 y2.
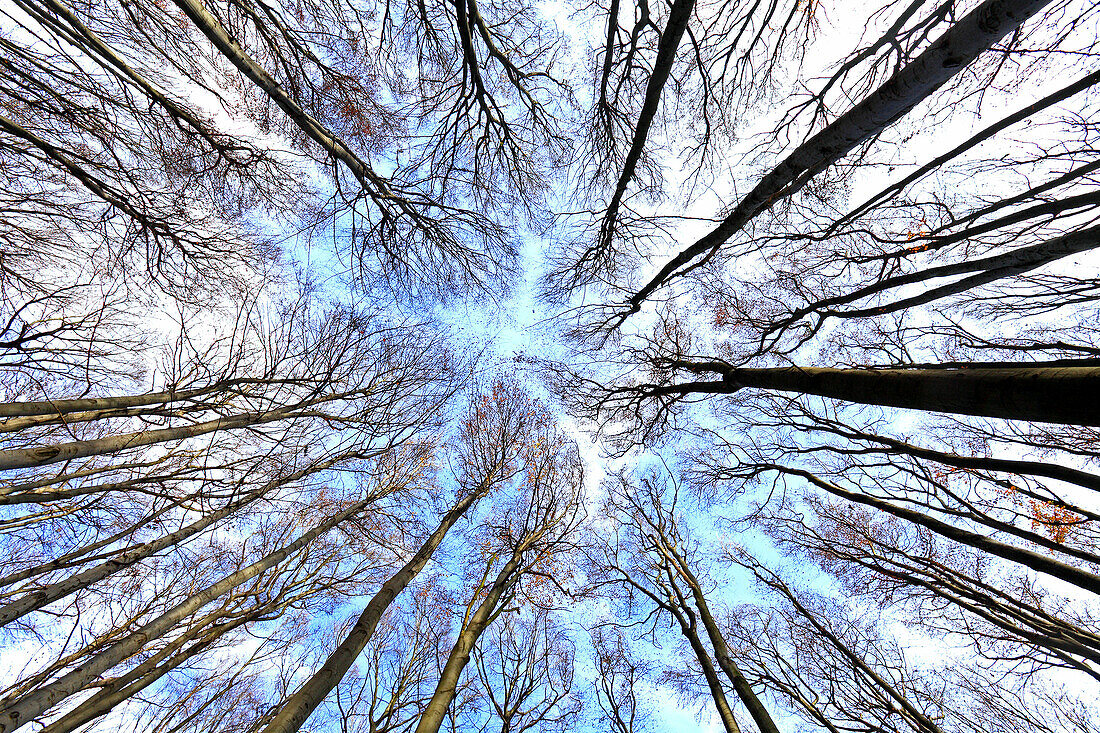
1 0 1098 731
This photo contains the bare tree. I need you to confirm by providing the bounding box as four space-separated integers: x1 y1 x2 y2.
258 381 555 733
413 406 585 733
470 608 581 733
587 472 780 733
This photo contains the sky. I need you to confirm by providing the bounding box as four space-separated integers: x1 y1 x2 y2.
1 0 1098 730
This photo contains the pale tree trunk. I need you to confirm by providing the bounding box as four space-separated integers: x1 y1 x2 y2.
258 488 488 733
826 223 1100 320
168 0 384 190
0 494 376 732
651 543 776 733
413 552 525 733
686 582 779 733
0 405 305 471
0 454 348 626
35 605 261 733
0 384 223 419
672 614 743 733
0 495 186 587
628 0 1055 310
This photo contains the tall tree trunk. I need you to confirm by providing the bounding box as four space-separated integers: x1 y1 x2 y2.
258 488 488 733
824 223 1100 320
647 538 777 733
664 364 1100 425
627 0 1055 311
35 606 260 733
0 454 348 626
0 405 307 471
413 552 524 733
0 495 376 732
678 572 780 733
0 494 188 588
0 387 210 421
168 0 387 193
671 611 743 733
585 0 696 269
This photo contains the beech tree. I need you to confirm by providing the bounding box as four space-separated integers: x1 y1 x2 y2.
414 404 584 733
258 382 569 733
587 474 780 733
3 0 1100 729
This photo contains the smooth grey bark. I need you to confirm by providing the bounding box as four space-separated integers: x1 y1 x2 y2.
0 472 181 504
0 494 187 588
813 223 1100 322
0 494 375 731
0 404 309 471
659 364 1100 426
258 488 489 733
666 554 781 733
0 386 212 419
0 454 348 626
837 68 1100 234
0 460 163 497
14 0 245 153
413 551 525 733
673 611 743 733
625 0 1055 313
34 607 257 733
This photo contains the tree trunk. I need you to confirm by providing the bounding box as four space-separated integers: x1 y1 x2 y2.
413 552 524 733
258 489 487 733
628 0 1055 310
169 0 382 191
591 0 696 260
0 494 375 731
673 613 743 733
683 580 780 733
0 383 236 419
0 453 346 625
0 405 303 471
668 364 1100 425
35 607 258 733
832 223 1100 320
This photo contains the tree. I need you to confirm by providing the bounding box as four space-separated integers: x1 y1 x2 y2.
413 401 584 733
258 382 562 733
587 472 780 733
469 608 581 733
